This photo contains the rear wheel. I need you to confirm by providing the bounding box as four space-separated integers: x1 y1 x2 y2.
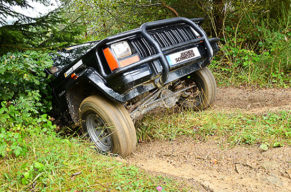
179 67 217 110
79 95 136 157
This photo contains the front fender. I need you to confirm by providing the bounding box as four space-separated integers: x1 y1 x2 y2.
82 68 125 103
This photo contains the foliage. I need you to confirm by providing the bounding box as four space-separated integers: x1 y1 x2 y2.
0 94 56 158
0 0 53 25
0 134 189 191
211 31 290 87
71 0 170 40
0 1 86 55
0 51 56 158
0 51 52 102
204 0 291 87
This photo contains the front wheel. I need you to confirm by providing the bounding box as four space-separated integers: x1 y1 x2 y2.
79 95 136 157
179 67 217 110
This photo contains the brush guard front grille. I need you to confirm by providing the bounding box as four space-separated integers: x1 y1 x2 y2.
94 17 214 85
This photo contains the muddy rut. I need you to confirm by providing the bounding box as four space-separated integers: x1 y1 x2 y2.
121 88 291 192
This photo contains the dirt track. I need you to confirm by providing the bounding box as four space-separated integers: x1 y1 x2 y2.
214 87 291 113
123 88 291 192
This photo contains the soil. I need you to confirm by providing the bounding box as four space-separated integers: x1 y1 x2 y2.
127 138 291 192
122 88 291 192
214 87 291 113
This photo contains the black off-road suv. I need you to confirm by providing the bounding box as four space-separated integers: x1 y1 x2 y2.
47 17 219 156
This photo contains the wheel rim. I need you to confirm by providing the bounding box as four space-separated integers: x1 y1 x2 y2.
86 113 113 152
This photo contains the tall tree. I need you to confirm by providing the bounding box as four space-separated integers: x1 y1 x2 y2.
0 0 85 54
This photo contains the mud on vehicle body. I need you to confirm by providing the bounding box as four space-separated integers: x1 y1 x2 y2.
47 17 219 156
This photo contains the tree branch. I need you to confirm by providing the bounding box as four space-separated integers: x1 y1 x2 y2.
161 1 179 17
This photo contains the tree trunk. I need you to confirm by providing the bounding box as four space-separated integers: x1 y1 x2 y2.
213 0 225 36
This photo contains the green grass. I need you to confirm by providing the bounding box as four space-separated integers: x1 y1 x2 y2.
0 134 189 192
209 65 291 88
137 109 290 147
1 108 289 192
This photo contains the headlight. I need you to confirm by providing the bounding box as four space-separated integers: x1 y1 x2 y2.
49 66 59 74
103 41 140 71
110 41 132 59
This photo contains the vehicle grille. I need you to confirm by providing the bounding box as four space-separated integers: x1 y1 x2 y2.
130 24 198 58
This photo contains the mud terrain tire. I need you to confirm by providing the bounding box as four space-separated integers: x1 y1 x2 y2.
79 95 136 157
194 67 217 109
181 67 217 110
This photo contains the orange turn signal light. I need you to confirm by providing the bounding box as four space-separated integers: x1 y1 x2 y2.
103 47 119 71
103 47 140 71
70 73 78 80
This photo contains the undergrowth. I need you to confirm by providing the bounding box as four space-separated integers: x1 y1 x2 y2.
209 17 290 88
0 134 187 191
137 109 290 147
0 51 54 158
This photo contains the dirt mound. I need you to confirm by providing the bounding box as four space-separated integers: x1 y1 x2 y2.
126 138 291 192
215 87 291 113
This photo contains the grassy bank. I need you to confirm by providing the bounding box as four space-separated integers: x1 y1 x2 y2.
0 134 188 192
137 109 290 148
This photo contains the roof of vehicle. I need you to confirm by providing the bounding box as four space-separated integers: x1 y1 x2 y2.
52 40 99 67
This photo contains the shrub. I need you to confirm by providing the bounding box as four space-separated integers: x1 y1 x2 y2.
0 51 53 112
0 51 56 158
211 27 290 87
